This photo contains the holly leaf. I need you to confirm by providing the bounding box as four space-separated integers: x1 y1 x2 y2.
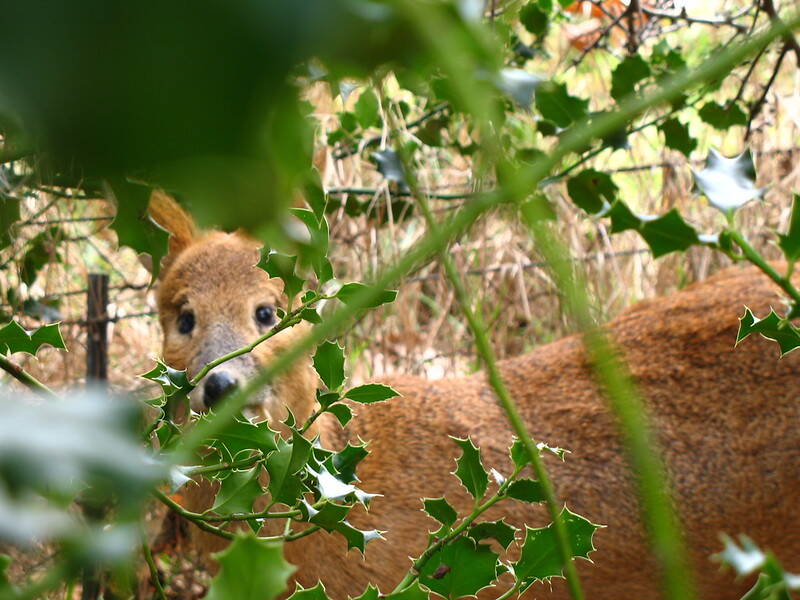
638 209 700 258
336 282 398 309
778 193 800 262
259 251 305 301
106 178 169 281
313 341 346 391
659 117 696 157
350 584 380 600
331 442 369 484
385 582 429 600
0 321 66 356
520 4 549 38
344 383 399 404
288 583 330 600
265 433 312 506
451 437 488 500
207 535 295 600
506 479 546 503
309 501 350 530
513 507 601 587
332 521 383 553
510 438 568 469
418 536 499 599
715 535 766 576
692 149 764 216
534 82 587 128
211 467 263 516
423 497 458 528
607 200 641 233
355 90 380 129
736 307 800 357
698 101 747 130
207 417 278 462
19 227 61 287
567 169 618 214
327 403 354 427
468 519 517 549
312 466 356 501
140 359 193 398
610 55 651 102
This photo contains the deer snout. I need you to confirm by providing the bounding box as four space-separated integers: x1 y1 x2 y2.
203 371 238 409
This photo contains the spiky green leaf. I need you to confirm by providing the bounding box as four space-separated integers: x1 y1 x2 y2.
452 437 488 500
207 535 294 600
418 536 499 599
313 341 346 391
423 497 458 528
344 383 400 404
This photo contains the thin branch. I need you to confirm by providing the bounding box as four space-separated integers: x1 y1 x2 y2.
641 5 749 31
141 538 168 600
0 354 58 398
762 0 800 65
746 42 789 139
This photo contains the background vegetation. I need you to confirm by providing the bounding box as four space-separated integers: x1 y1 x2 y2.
0 1 799 599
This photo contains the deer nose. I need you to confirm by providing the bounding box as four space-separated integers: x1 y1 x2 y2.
203 371 238 409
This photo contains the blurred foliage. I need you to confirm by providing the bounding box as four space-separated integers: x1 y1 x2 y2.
0 1 798 599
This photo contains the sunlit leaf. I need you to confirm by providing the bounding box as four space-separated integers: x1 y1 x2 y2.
692 148 764 215
355 90 380 129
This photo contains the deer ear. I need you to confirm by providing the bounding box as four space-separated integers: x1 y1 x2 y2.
148 190 197 276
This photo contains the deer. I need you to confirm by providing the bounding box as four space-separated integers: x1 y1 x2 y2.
149 191 800 600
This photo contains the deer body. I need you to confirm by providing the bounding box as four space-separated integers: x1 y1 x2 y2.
150 195 800 600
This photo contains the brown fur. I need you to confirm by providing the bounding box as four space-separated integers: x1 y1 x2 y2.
151 195 800 600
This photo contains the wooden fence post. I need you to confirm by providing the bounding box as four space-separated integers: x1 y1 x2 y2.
82 273 109 600
86 273 109 385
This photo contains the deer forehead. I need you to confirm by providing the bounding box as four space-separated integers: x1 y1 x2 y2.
157 234 284 315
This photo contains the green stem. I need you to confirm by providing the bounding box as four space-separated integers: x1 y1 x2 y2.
189 316 302 387
0 354 58 398
493 580 523 600
392 465 522 594
728 229 800 306
153 489 235 540
527 221 694 600
142 538 168 600
185 454 265 476
413 191 584 600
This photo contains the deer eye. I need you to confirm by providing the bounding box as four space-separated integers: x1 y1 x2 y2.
177 311 195 334
255 305 275 326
